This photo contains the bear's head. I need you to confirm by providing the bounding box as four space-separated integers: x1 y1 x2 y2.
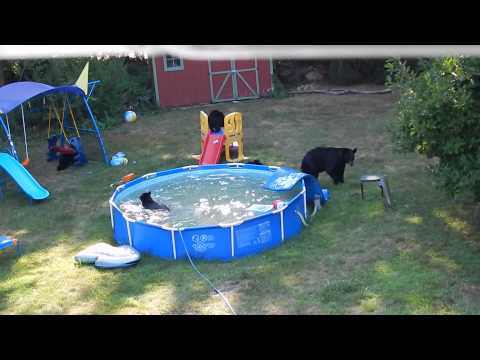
140 192 152 203
343 148 357 166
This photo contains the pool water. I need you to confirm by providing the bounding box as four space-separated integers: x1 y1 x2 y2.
115 169 302 228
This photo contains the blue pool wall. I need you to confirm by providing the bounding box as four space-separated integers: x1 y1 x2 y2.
110 163 321 261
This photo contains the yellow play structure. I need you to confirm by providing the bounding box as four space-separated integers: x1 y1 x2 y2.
199 111 245 162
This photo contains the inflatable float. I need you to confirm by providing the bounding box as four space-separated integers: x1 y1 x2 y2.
74 242 140 269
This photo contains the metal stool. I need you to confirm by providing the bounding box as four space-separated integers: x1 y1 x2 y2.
360 175 392 209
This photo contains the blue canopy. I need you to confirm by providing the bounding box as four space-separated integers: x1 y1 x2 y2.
0 81 85 115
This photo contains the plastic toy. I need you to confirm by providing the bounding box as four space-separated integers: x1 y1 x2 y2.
0 235 17 252
74 242 140 269
111 158 128 166
110 152 128 166
0 152 49 201
110 173 136 189
198 111 245 165
124 111 137 123
224 112 245 162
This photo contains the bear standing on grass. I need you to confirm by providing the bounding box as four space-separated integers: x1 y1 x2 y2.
301 147 357 185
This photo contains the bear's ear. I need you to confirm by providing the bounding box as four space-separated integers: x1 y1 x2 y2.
353 148 357 154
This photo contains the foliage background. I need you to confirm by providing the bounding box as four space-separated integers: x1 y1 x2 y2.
386 57 480 201
0 57 154 133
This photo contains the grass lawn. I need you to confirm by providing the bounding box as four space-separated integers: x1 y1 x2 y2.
1 93 480 315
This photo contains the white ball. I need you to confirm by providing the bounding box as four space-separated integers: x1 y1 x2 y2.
124 111 137 123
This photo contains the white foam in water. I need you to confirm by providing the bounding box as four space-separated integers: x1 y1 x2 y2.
117 170 301 228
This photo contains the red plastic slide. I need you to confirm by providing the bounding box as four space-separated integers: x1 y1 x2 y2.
199 132 225 165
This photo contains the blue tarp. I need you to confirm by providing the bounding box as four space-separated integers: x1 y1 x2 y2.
263 167 330 204
0 81 85 115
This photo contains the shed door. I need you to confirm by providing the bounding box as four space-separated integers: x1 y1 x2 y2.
208 59 260 103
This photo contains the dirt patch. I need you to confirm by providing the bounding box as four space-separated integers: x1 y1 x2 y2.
216 279 253 297
461 284 480 300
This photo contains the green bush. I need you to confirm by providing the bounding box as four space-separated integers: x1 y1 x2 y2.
271 73 288 98
386 57 480 201
4 57 152 130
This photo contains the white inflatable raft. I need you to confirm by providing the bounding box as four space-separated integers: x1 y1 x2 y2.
75 243 141 269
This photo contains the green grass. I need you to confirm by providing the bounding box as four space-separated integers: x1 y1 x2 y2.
1 93 480 314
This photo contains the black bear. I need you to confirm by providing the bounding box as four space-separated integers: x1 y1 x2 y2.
139 192 170 211
208 110 225 133
301 147 357 184
56 145 78 171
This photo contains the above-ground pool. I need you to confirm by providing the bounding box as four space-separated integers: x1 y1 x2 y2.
110 163 328 261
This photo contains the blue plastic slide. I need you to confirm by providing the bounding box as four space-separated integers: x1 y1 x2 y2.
0 235 17 251
0 152 49 201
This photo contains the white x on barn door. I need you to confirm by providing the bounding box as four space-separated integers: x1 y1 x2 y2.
208 59 260 103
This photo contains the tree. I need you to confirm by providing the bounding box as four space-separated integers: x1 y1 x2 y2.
0 57 152 129
386 57 480 205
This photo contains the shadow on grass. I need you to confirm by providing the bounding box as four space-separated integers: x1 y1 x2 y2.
323 172 480 314
2 93 480 314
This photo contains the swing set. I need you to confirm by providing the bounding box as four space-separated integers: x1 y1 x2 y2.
0 65 109 167
46 96 88 165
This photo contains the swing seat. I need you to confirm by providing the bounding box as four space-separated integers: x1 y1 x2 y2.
69 137 87 166
47 135 87 167
47 135 59 161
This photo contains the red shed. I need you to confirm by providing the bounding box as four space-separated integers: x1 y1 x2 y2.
152 56 274 108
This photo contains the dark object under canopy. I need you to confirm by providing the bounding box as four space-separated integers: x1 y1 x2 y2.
0 81 108 164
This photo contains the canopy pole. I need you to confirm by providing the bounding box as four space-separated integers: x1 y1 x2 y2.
21 104 29 162
82 96 109 164
5 114 10 133
0 114 18 160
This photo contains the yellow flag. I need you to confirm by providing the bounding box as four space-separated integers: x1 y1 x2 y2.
75 62 89 96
